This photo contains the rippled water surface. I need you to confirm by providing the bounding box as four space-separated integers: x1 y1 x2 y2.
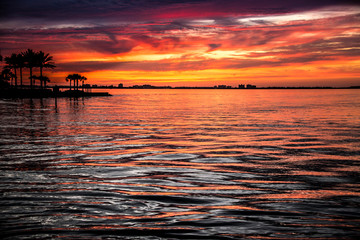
1 89 360 239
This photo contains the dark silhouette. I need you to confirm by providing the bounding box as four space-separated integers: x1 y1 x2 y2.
36 51 55 88
81 76 87 91
2 49 56 89
4 53 18 88
0 49 111 98
32 75 50 88
1 68 12 88
66 73 87 91
66 74 74 90
22 49 37 89
16 53 25 88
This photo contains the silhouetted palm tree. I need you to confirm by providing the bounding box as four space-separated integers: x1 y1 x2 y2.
1 68 12 82
4 53 18 88
22 49 37 89
36 51 55 88
77 75 87 90
32 75 50 88
42 76 50 88
66 73 87 91
16 54 25 88
0 68 11 88
66 74 74 90
81 76 87 91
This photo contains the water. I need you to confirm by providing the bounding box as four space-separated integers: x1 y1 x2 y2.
1 89 360 239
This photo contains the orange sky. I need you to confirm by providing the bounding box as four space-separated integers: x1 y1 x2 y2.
1 1 359 87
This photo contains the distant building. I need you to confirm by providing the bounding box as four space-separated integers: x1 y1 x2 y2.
238 84 245 89
246 84 256 89
118 83 123 88
217 85 229 89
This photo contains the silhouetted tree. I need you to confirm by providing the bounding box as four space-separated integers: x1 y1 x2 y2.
81 76 87 91
22 49 37 89
1 68 14 86
42 75 50 88
0 69 11 89
16 54 25 88
66 73 86 91
66 74 74 90
32 75 50 88
4 53 18 88
36 51 55 88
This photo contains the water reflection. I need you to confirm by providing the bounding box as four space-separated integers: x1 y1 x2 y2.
1 89 360 239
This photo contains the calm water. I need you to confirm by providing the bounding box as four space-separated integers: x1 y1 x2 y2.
1 89 360 239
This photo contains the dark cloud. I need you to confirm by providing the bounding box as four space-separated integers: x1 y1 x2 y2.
146 20 195 33
1 0 358 24
78 39 136 54
275 34 360 58
131 34 161 48
131 34 181 50
208 43 222 51
58 61 125 72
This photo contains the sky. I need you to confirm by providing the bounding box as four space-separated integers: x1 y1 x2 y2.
1 0 359 87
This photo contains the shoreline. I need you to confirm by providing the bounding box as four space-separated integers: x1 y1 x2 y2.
0 88 112 99
1 86 359 99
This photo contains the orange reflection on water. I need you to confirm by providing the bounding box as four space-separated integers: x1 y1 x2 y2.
242 190 360 199
56 161 265 172
51 225 200 231
158 184 257 191
234 180 298 184
112 190 185 196
71 211 207 220
182 205 263 211
290 170 340 176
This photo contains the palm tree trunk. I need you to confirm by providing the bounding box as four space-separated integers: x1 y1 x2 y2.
40 67 43 88
20 67 23 88
29 67 33 89
14 68 18 88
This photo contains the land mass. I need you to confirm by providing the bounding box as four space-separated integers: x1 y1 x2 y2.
0 88 111 99
1 85 359 99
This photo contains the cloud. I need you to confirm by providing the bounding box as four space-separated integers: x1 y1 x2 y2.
57 61 126 73
1 0 359 88
275 34 360 58
2 0 358 26
78 39 136 54
208 43 222 51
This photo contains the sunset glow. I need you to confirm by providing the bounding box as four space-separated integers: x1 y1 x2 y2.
1 0 359 87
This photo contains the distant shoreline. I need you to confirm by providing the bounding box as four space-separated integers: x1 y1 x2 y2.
0 88 111 99
1 86 359 99
50 85 360 90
